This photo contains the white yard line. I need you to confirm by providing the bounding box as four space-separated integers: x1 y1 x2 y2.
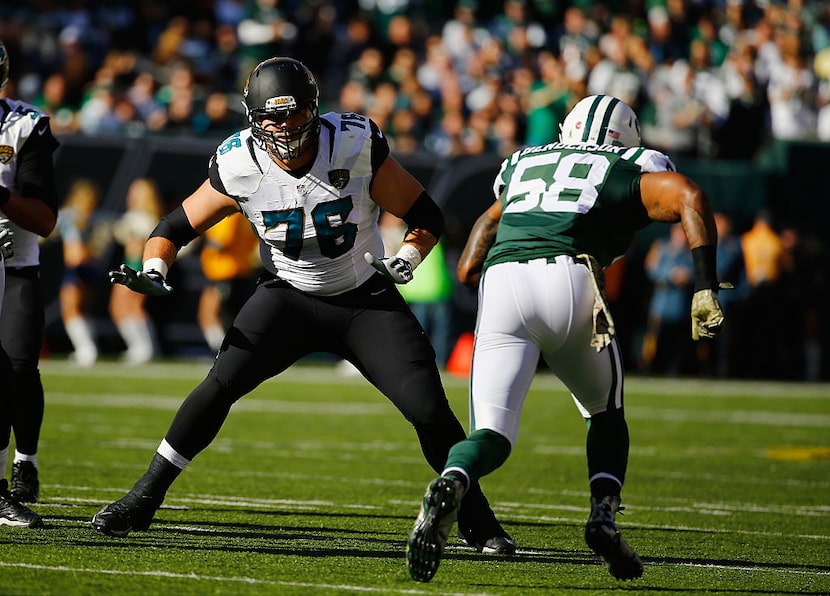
38 359 830 398
47 392 392 416
1 557 826 586
0 563 489 595
32 488 830 540
626 406 830 427
44 390 830 430
668 562 830 575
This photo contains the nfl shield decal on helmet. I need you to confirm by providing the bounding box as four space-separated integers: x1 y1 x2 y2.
328 169 350 190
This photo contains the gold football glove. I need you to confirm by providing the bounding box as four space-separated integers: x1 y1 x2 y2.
690 289 724 341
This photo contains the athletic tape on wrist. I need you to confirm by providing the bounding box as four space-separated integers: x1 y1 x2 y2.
395 244 422 269
143 257 169 278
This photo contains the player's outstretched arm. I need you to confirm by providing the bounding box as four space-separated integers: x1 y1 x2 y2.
367 156 443 284
110 179 240 295
457 199 502 288
639 172 725 340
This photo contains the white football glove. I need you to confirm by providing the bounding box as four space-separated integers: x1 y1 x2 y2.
109 263 173 296
364 251 414 284
0 218 13 259
690 289 724 341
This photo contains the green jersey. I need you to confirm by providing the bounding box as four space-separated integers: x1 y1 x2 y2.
484 142 676 271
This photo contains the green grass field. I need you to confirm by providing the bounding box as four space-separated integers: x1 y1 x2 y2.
1 359 828 595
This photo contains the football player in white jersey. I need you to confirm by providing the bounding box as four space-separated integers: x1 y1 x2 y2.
92 56 515 554
0 40 57 528
406 95 727 582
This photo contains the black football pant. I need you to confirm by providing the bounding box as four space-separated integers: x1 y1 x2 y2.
158 273 499 529
0 267 45 456
0 344 12 450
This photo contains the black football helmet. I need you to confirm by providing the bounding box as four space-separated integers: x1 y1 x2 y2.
0 42 9 90
243 57 320 162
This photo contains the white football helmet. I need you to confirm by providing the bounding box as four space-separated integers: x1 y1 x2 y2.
559 95 641 147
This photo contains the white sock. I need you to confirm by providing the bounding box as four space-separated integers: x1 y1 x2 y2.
13 450 37 467
441 466 471 489
118 317 157 363
64 317 98 365
0 447 8 477
203 324 225 352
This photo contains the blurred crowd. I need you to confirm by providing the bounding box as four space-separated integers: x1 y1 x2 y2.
2 0 828 380
46 172 828 381
1 0 830 158
623 209 825 381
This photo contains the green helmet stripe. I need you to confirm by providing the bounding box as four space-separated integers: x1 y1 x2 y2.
597 96 621 144
581 95 605 142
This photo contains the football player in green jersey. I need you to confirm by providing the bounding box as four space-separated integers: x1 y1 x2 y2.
406 95 726 582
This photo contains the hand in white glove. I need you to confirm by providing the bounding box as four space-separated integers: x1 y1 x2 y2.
109 263 173 296
364 251 414 284
691 289 724 340
0 218 13 259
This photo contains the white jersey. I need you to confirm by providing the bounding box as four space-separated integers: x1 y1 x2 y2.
209 112 386 296
0 98 54 268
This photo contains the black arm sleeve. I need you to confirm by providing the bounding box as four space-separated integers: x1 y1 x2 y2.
15 117 60 215
692 245 718 291
402 191 444 241
149 204 200 249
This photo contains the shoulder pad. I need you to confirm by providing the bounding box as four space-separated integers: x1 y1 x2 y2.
619 147 677 173
5 98 48 119
2 99 49 138
320 111 377 172
213 129 263 197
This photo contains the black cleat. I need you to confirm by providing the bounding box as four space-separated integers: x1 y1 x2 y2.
457 511 517 555
91 491 163 537
461 532 517 554
458 525 517 554
585 495 643 580
0 480 43 528
11 461 39 504
406 476 465 582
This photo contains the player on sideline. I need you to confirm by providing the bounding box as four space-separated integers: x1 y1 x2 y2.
91 56 515 554
406 95 727 582
0 40 58 526
0 212 33 527
0 218 26 525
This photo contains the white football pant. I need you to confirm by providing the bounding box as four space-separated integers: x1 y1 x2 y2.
470 256 624 447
